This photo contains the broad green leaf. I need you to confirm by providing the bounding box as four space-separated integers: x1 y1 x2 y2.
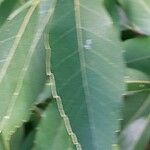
33 101 75 150
118 0 150 35
49 0 124 149
0 0 56 143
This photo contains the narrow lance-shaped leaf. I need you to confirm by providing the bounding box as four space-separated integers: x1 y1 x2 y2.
49 0 124 149
0 0 56 143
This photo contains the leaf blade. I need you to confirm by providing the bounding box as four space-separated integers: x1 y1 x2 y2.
121 35 150 150
0 0 56 142
49 0 125 149
34 101 76 150
119 0 150 35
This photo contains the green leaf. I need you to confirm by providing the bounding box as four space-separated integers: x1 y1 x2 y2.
0 0 56 143
49 0 124 149
10 127 24 150
36 81 52 105
118 0 150 35
121 35 150 150
123 37 150 123
0 0 18 27
104 0 120 28
120 117 150 150
124 37 150 75
123 69 150 128
123 90 150 127
125 68 150 92
22 131 35 150
33 101 75 150
0 0 4 5
123 68 150 127
133 118 150 150
0 135 5 150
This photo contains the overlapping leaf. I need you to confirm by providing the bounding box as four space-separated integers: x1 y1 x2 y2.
0 0 56 144
120 117 150 150
121 37 150 150
34 101 75 150
118 0 150 35
0 0 19 27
